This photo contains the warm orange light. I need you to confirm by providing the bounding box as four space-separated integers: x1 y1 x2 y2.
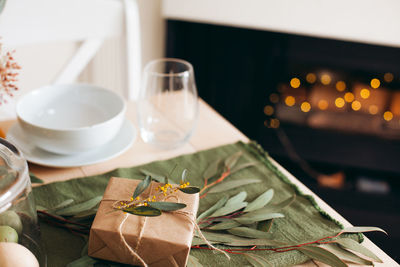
384 73 394 83
321 74 331 85
270 118 280 128
360 88 370 99
344 92 355 102
290 78 301 88
264 105 274 116
300 102 311 112
370 78 380 89
318 100 329 110
269 93 279 103
368 105 379 115
285 96 296 106
335 81 346 92
306 73 317 84
351 101 361 111
335 97 345 108
383 111 393 121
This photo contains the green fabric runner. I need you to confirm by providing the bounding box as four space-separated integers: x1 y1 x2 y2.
33 141 359 266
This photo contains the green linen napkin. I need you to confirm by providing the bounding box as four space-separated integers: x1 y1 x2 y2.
33 141 359 267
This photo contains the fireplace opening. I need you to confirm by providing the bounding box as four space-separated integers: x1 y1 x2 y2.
166 20 400 261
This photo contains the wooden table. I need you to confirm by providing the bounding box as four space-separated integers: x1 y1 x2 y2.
1 100 397 266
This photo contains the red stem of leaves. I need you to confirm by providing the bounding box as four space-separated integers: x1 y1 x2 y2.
200 169 231 199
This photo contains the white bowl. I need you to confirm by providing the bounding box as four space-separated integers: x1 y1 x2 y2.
16 84 126 155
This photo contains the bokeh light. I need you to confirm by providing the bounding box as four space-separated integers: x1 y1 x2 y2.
264 105 274 116
351 100 361 111
269 93 279 103
285 96 296 106
370 78 380 89
290 78 301 88
335 97 345 108
368 105 379 115
321 74 331 85
270 118 280 128
335 81 346 92
383 111 393 121
318 100 329 110
306 73 317 84
344 92 355 102
384 73 394 83
360 88 370 99
300 102 311 112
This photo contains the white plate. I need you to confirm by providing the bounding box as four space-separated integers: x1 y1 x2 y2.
6 119 136 168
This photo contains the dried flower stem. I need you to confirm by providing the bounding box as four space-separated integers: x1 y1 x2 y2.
199 169 231 199
0 42 20 104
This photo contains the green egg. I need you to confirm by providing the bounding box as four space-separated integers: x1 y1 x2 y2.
0 225 18 243
0 211 23 234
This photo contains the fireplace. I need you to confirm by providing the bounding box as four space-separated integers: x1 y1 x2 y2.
166 20 400 261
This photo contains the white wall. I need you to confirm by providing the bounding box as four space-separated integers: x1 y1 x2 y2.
0 0 165 120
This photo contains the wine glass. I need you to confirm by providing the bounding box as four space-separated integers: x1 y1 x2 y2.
137 58 199 149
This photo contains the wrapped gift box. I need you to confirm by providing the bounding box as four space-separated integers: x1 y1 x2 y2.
88 177 199 266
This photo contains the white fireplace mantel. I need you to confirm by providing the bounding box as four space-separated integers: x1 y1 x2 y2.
162 0 400 48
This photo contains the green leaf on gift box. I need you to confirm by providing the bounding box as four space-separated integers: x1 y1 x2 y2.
244 189 274 212
133 175 151 199
29 172 44 184
207 220 241 230
123 206 161 217
234 212 284 225
181 169 188 183
333 238 383 262
227 227 273 239
140 169 166 183
319 243 373 265
207 178 261 194
56 196 102 216
224 151 243 170
179 186 200 194
341 226 387 235
148 202 186 211
197 195 229 222
257 219 274 233
297 246 347 267
244 253 273 267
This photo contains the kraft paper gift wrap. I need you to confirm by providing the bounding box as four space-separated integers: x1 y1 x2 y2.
88 177 200 266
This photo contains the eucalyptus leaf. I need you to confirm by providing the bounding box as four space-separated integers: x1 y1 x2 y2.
81 242 89 257
334 238 383 262
207 220 241 230
29 172 44 184
133 175 151 199
187 255 203 267
66 255 98 267
36 205 48 211
140 169 167 183
198 231 239 243
191 236 220 246
178 186 200 194
148 202 186 211
230 162 259 174
224 151 243 170
270 194 296 211
203 159 222 181
72 209 98 219
257 219 273 232
244 253 273 267
226 191 247 206
223 238 287 247
297 246 347 267
181 169 188 183
319 243 373 265
197 195 229 222
235 213 284 225
210 202 247 217
207 179 261 194
341 226 387 235
228 227 273 239
244 189 274 212
56 196 102 216
48 199 75 212
123 206 161 217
